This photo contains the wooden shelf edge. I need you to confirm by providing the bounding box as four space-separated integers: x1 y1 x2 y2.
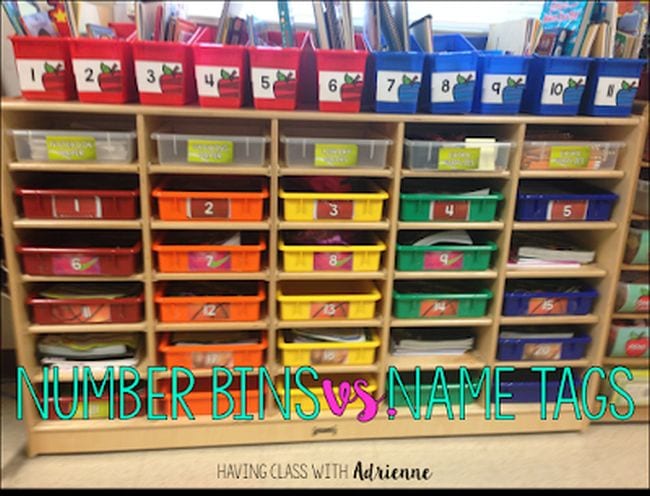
153 271 270 281
276 319 382 329
27 323 147 334
391 318 493 327
519 170 625 179
395 270 498 280
602 357 650 368
612 313 647 320
620 264 649 272
500 315 599 325
21 274 145 282
279 166 393 177
494 359 591 368
13 219 142 229
513 221 618 231
149 165 270 176
401 170 510 178
506 265 607 278
151 219 270 230
9 162 139 173
278 220 391 230
155 320 269 331
277 270 386 280
398 221 504 230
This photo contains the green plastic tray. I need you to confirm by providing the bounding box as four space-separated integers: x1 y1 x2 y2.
393 288 493 319
396 242 497 271
399 191 503 222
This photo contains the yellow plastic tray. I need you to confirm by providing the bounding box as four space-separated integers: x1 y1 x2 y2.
277 281 381 321
276 376 378 411
279 237 386 272
278 330 380 366
279 187 389 222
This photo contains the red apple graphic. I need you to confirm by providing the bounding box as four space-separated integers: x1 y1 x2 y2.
217 69 239 98
340 73 362 102
273 70 296 100
41 62 65 92
98 63 122 93
159 64 183 94
625 335 649 357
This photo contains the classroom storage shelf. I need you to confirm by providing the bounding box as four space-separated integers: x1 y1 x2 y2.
1 98 647 456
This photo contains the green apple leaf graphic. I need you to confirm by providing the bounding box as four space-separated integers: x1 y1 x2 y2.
76 258 98 271
402 75 412 85
457 74 467 84
220 69 230 79
344 73 355 84
333 255 353 267
277 70 287 82
44 62 56 73
208 255 230 269
100 62 112 74
621 80 630 90
162 64 174 75
507 77 516 87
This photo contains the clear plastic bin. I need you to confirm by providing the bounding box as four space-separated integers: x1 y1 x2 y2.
281 133 392 169
521 141 625 170
9 129 136 163
151 132 269 166
403 140 513 171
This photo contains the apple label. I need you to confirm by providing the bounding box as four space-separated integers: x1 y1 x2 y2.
314 143 358 167
187 139 234 163
438 147 480 170
191 303 230 321
251 68 296 100
376 70 421 103
319 71 363 103
188 252 232 272
540 75 585 105
191 351 233 368
46 136 96 161
72 59 122 93
314 200 354 220
431 71 476 103
313 252 353 271
135 61 183 94
546 200 588 221
186 198 230 219
423 251 464 270
419 299 458 318
310 302 349 319
310 349 349 365
528 297 568 315
52 195 102 219
549 146 591 169
56 304 112 323
594 76 640 107
429 200 469 221
481 74 526 104
195 65 240 97
16 59 65 92
52 255 101 275
522 343 562 360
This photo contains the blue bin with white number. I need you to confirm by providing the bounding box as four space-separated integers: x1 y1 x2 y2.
417 34 479 114
521 55 592 115
580 58 646 117
371 50 425 113
471 51 531 114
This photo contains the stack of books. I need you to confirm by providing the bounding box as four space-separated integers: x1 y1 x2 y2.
391 329 474 356
508 233 595 269
283 329 368 344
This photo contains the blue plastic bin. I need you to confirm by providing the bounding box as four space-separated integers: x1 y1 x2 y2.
581 58 646 117
502 286 598 317
472 50 531 114
417 34 479 114
497 335 591 361
515 182 618 222
497 370 582 403
521 55 592 115
372 50 425 113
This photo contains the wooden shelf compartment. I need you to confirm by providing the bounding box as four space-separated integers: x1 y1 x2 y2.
151 219 270 230
620 264 649 272
9 162 140 174
153 271 270 281
506 264 607 279
519 170 625 179
401 170 510 179
602 357 650 368
275 318 382 329
27 322 147 334
278 219 390 230
612 313 648 320
398 221 504 230
394 270 498 280
390 317 493 328
278 166 393 177
22 274 145 283
630 212 649 221
155 320 269 332
149 164 270 176
500 315 599 325
13 218 142 230
513 221 617 231
277 270 386 281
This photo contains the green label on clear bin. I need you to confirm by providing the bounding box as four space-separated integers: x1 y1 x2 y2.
549 146 591 169
439 147 480 170
187 139 234 163
314 143 358 167
46 136 96 161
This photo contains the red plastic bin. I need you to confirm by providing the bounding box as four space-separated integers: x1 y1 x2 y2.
158 332 267 368
11 36 76 101
248 31 314 110
16 184 139 220
28 285 144 325
193 44 249 108
315 34 369 112
69 37 137 103
17 236 142 276
108 23 137 39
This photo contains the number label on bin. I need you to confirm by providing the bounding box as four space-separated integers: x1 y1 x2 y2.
16 59 66 92
191 351 233 368
439 148 480 170
310 302 349 319
481 75 526 104
549 146 591 169
430 200 469 221
319 71 364 103
251 68 296 100
541 75 585 106
135 61 184 94
314 200 353 220
187 199 230 219
314 144 358 167
55 304 111 323
547 200 588 221
46 136 96 161
195 66 240 98
72 59 123 93
52 196 102 218
528 297 568 315
188 252 231 271
594 77 640 107
311 349 349 365
376 71 421 103
313 252 353 271
187 139 234 163
419 299 458 318
189 303 230 320
522 343 562 360
52 255 101 275
431 71 476 103
423 251 464 270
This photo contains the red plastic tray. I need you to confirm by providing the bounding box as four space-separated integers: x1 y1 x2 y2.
193 44 249 108
11 36 76 101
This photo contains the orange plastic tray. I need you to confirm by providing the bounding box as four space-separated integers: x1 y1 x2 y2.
158 332 267 368
152 178 268 222
155 282 265 322
153 234 266 273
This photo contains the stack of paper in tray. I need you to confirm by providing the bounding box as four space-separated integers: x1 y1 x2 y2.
508 233 595 269
284 329 368 344
38 333 140 370
390 329 474 356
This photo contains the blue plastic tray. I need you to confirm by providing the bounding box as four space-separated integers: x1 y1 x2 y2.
498 370 582 403
581 58 646 117
497 335 591 361
502 286 598 317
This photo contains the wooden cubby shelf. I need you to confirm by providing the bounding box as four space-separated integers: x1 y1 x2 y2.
602 357 650 368
2 98 647 456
